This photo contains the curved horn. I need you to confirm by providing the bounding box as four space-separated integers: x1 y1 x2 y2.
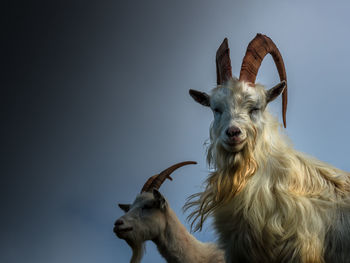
239 34 288 128
216 38 232 85
141 161 197 193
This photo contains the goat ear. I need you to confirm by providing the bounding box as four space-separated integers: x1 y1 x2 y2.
118 203 131 212
266 81 286 103
153 189 167 210
189 90 210 107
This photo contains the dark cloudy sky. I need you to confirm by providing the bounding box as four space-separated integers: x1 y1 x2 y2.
3 0 350 262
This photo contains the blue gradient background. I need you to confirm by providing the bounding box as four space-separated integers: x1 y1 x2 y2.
3 1 350 262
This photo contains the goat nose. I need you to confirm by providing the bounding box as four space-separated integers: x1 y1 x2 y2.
115 219 124 226
226 126 241 138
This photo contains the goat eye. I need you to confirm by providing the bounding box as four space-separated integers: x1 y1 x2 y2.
214 108 222 114
250 107 260 114
142 204 153 210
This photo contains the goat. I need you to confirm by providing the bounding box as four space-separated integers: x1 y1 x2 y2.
186 34 350 263
114 161 225 263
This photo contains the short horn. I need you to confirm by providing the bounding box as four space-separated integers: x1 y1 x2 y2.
141 161 197 193
239 33 288 128
216 38 232 85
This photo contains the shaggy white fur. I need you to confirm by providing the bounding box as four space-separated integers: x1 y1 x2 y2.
187 78 350 263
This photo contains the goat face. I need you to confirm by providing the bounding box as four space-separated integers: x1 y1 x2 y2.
114 189 167 244
190 79 286 153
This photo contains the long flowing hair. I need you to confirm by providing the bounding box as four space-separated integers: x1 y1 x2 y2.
185 112 350 261
185 116 258 231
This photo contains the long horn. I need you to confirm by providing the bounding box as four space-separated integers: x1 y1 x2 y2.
141 161 197 193
239 33 288 128
216 38 232 85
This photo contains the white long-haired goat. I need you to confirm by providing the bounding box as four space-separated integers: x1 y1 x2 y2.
186 34 350 263
114 161 225 263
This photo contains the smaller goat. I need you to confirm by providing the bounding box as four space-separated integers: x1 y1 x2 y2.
114 161 225 263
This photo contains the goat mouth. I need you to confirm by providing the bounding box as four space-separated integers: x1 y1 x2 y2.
114 226 133 235
222 139 246 151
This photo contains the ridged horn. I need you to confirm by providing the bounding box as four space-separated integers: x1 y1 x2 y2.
216 38 232 85
140 161 197 193
239 33 288 128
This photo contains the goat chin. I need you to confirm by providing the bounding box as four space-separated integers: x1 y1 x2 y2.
186 111 350 263
221 140 246 153
115 225 145 263
128 242 144 263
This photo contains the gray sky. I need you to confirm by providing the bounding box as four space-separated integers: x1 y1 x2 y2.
3 0 350 262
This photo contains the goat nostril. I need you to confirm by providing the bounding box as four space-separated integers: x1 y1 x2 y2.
226 127 241 137
115 219 123 226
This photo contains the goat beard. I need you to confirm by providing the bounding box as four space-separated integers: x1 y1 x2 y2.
186 128 258 232
124 237 145 263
